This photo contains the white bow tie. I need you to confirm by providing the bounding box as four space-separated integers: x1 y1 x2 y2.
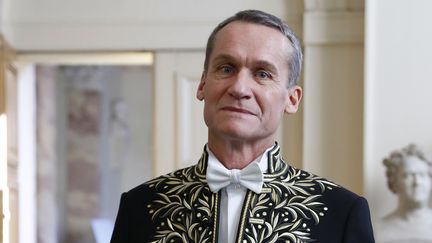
206 160 263 194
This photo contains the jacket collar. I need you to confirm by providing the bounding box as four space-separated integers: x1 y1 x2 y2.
195 143 287 183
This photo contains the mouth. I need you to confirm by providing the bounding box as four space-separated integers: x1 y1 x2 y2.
221 106 255 116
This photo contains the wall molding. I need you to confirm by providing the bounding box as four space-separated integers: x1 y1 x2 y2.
4 0 304 51
304 11 364 45
304 0 364 11
7 16 302 51
6 21 214 51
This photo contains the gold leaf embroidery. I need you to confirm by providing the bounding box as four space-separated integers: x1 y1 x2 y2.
146 145 338 243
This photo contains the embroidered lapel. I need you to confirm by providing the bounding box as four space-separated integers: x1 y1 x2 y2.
145 149 218 243
145 144 338 243
236 144 338 242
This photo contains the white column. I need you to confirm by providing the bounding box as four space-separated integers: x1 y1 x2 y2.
303 0 365 194
17 65 36 243
281 0 304 169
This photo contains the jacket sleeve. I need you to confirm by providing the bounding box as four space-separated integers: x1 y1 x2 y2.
110 193 129 243
343 196 375 243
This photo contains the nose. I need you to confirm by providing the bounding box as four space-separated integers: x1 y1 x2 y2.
227 70 252 100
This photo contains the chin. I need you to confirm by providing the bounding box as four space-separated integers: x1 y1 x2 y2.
221 128 255 139
215 120 253 131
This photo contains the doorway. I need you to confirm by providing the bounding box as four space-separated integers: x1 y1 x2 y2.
16 52 154 243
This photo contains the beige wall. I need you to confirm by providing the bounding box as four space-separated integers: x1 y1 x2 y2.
303 1 365 194
5 0 302 51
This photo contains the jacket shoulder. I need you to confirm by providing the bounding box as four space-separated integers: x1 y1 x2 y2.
286 165 361 201
283 167 374 242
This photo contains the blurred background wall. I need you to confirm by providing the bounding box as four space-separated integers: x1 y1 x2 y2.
364 0 432 221
0 0 431 242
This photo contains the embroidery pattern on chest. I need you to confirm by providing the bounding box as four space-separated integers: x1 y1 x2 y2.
238 161 338 243
145 153 218 243
145 145 338 243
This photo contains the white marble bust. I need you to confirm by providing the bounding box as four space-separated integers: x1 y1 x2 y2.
376 144 432 243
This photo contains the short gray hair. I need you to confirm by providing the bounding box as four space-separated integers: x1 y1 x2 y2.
203 9 303 87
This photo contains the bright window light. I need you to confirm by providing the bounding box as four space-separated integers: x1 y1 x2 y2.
0 113 9 243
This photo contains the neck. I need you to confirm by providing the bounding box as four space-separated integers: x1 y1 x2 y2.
396 198 430 219
207 134 275 170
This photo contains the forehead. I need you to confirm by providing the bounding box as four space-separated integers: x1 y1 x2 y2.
210 21 291 64
400 156 429 172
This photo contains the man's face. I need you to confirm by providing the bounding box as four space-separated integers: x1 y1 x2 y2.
197 21 302 144
396 156 432 206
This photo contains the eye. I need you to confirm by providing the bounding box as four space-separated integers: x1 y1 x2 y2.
215 65 235 78
255 70 271 80
221 65 234 74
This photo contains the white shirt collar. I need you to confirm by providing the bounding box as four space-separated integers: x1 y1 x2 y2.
206 144 271 174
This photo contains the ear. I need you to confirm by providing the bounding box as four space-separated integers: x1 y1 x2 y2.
196 72 206 101
284 85 302 114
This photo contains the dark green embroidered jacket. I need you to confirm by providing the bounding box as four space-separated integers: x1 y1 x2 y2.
111 144 375 243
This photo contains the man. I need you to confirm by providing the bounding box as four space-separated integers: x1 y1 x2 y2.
111 9 375 243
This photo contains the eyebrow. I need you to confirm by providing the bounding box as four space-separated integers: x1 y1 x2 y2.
254 60 278 75
211 54 238 66
211 54 279 74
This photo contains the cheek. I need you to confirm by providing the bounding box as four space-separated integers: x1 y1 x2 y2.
202 90 220 121
204 82 226 101
202 102 214 128
419 176 432 188
261 92 287 114
396 179 409 193
403 178 414 187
